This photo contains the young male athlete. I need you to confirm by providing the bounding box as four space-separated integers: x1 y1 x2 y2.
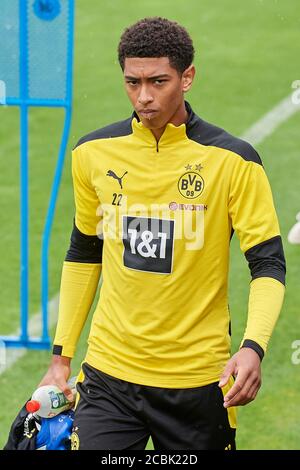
39 17 286 450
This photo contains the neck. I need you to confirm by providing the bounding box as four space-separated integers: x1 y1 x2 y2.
151 101 188 142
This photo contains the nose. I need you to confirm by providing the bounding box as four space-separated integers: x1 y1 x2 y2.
137 85 153 105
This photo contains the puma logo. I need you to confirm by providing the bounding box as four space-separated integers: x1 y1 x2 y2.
106 170 128 189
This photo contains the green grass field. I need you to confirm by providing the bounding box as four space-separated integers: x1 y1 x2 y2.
1 0 300 449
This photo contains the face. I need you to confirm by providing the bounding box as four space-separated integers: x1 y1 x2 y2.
123 57 195 130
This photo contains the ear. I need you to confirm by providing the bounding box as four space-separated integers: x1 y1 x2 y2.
182 65 196 93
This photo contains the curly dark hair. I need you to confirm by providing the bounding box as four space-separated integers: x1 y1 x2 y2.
118 17 195 74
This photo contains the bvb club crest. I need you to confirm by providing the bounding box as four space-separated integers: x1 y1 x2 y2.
178 165 204 199
71 431 80 450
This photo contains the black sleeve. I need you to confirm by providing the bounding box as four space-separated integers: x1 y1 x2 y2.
65 222 103 264
245 235 286 286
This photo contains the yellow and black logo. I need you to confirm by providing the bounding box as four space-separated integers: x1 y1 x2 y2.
178 171 204 199
71 432 80 450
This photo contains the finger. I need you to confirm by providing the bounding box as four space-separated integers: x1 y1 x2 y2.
63 388 74 402
235 379 261 406
219 361 235 388
58 384 74 402
225 376 261 407
247 378 262 401
223 369 249 404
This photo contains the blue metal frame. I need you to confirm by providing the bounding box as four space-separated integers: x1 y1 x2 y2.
19 0 29 346
41 1 74 348
0 0 74 350
6 98 68 107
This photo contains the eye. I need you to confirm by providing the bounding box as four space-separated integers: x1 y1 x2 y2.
126 80 138 86
154 79 166 85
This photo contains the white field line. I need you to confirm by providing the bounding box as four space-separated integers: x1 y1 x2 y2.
240 93 300 146
1 92 300 376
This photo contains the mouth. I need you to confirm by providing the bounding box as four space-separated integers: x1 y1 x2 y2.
138 110 158 120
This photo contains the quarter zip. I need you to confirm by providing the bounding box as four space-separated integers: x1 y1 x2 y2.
131 117 188 153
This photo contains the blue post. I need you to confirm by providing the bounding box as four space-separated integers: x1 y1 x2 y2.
41 1 74 344
19 0 29 343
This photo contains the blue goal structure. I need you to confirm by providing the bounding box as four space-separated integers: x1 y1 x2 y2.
0 0 74 350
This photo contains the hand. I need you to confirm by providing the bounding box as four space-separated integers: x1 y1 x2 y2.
38 355 73 402
218 348 262 408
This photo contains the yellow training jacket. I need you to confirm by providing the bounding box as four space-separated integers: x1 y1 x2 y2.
53 102 286 388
